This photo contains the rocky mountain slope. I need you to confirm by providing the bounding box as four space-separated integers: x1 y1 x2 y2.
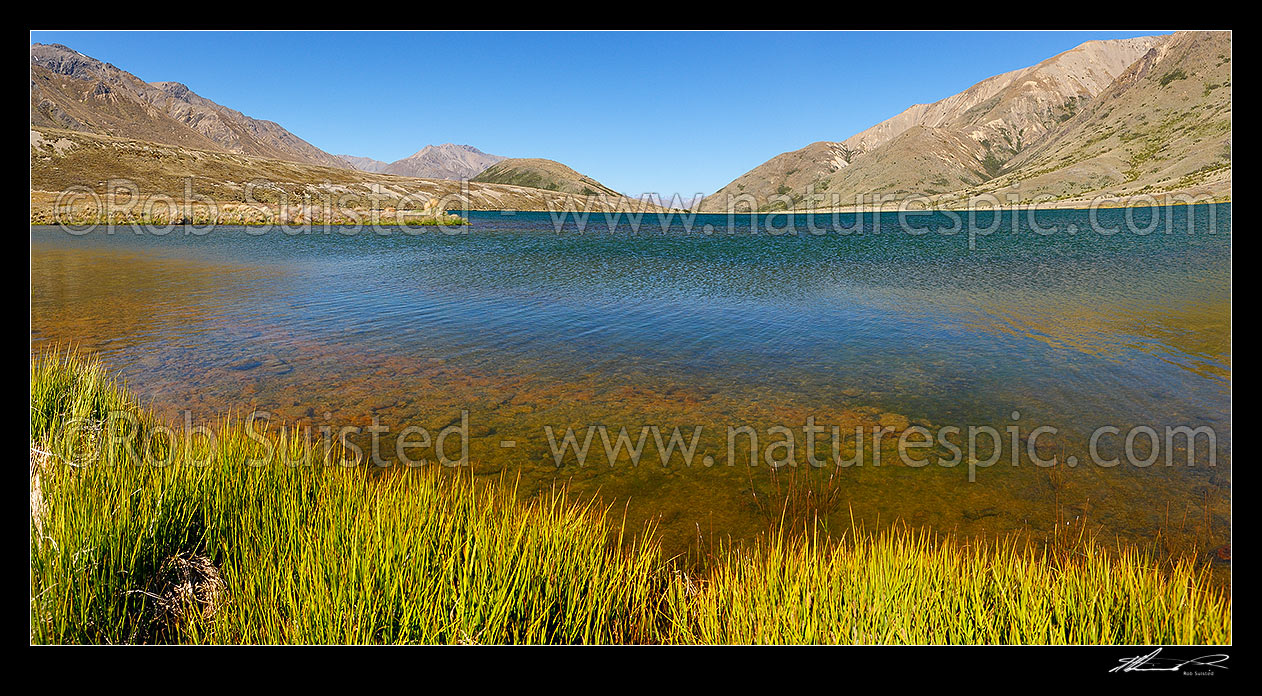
840 36 1164 158
472 158 620 197
31 43 348 169
699 33 1229 211
968 31 1231 204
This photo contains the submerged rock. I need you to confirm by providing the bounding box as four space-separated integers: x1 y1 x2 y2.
877 412 911 431
962 507 1001 521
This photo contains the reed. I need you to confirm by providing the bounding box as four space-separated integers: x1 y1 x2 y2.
29 349 1231 644
663 524 1230 644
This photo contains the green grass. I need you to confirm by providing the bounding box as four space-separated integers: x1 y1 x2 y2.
30 349 1231 644
1159 68 1189 87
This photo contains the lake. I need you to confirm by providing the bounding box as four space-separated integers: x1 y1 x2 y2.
29 205 1232 557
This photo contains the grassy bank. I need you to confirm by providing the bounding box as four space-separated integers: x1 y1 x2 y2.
30 350 1231 644
28 201 469 228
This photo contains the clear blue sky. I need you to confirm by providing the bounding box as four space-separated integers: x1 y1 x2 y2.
30 30 1165 198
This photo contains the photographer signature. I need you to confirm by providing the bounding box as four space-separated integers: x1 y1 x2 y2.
1111 648 1229 674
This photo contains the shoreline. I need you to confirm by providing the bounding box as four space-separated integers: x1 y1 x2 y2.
30 190 1230 226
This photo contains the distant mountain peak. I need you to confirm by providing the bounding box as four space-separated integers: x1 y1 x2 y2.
402 143 490 159
378 143 506 180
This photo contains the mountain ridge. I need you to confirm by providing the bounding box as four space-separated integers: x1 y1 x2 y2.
697 33 1230 211
30 36 1229 212
31 43 349 169
967 31 1231 205
30 43 610 197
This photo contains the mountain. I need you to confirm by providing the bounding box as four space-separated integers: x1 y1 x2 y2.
697 34 1232 211
379 144 505 180
971 31 1231 204
28 43 636 209
472 158 620 196
31 127 670 218
838 36 1165 159
336 154 390 173
30 43 348 169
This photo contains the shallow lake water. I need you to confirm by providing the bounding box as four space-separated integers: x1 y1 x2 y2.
30 205 1231 558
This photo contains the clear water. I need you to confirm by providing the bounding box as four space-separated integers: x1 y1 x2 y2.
29 205 1232 555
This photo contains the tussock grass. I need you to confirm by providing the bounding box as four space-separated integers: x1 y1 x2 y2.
30 350 1231 644
664 526 1230 644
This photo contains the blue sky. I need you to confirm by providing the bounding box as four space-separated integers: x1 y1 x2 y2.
31 30 1165 198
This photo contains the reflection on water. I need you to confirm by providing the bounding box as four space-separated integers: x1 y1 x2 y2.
30 206 1231 557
